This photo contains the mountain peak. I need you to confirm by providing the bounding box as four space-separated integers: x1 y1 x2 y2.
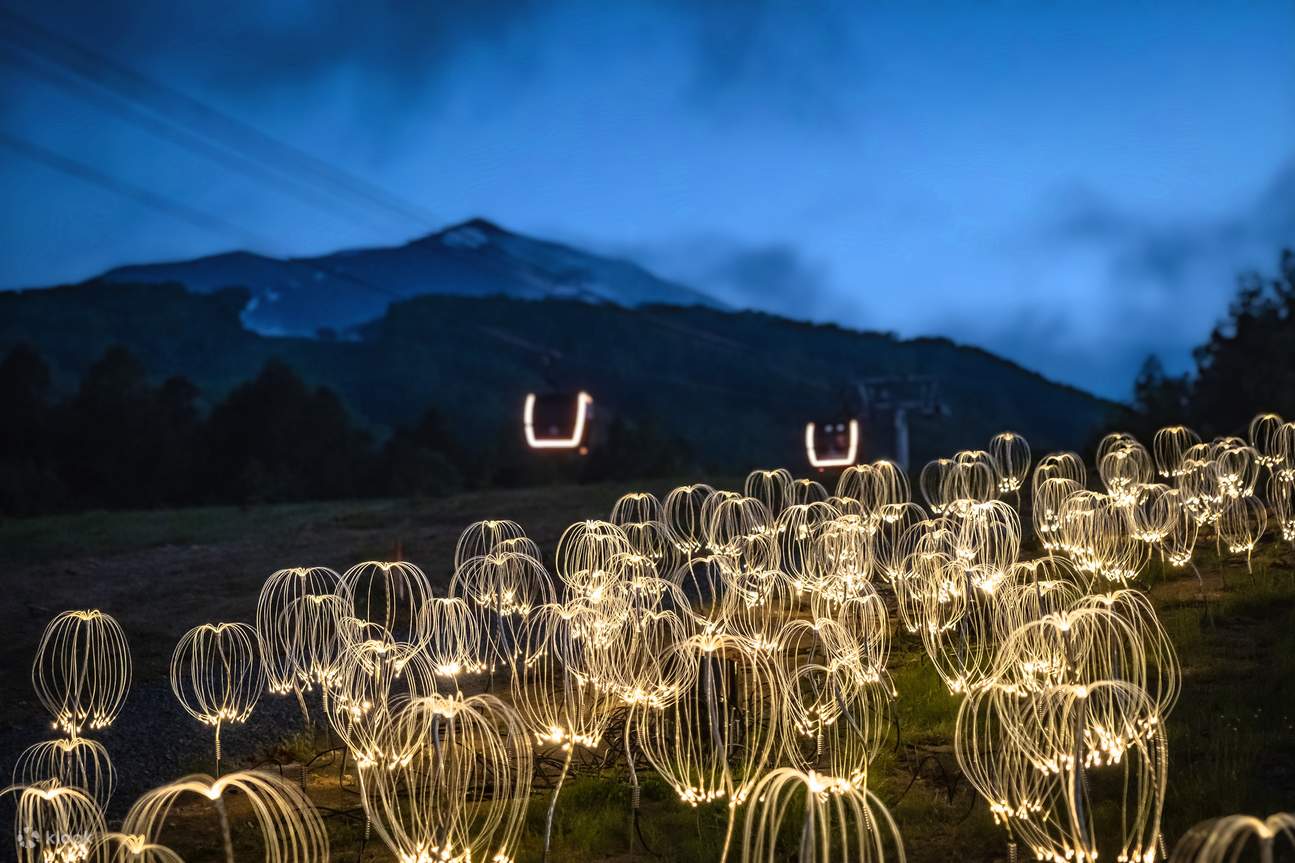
92 218 726 336
423 217 506 251
417 216 506 248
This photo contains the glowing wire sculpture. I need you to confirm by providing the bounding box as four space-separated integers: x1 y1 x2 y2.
121 771 327 863
1099 442 1154 506
1057 491 1149 584
1007 680 1167 863
555 519 632 601
670 552 735 629
993 600 1179 719
775 615 889 784
774 501 842 592
14 737 115 810
943 450 1000 513
1034 451 1087 489
919 556 1004 695
1127 482 1175 544
810 514 875 607
360 693 533 863
741 768 906 863
1154 425 1202 479
454 519 530 570
992 557 1091 645
791 477 831 505
1178 454 1224 527
1267 472 1295 544
1159 488 1201 567
1214 443 1262 501
325 634 437 769
1033 477 1081 551
255 566 340 728
707 494 777 576
585 582 694 841
4 781 105 863
32 610 132 738
281 593 349 703
95 831 181 862
1170 812 1295 863
1218 494 1267 569
722 568 802 651
837 461 911 523
595 592 692 711
611 491 664 526
510 601 618 861
955 690 1036 863
989 431 1032 498
870 502 927 584
919 458 954 514
745 468 794 517
170 622 264 775
416 596 485 684
1248 413 1286 466
664 484 717 557
890 518 952 636
338 560 434 647
638 633 782 862
451 550 557 679
1274 422 1295 481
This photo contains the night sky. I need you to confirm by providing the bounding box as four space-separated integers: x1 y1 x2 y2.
2 1 1293 398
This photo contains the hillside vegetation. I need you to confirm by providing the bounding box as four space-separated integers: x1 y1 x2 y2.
0 281 1113 475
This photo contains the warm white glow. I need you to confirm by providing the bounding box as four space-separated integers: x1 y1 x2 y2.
805 419 859 468
523 391 593 449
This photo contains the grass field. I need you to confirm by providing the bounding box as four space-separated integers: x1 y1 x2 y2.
2 483 1293 862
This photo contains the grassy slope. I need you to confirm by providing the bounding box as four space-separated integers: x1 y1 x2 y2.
2 487 1291 862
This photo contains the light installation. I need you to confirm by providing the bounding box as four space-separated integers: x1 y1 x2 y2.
6 410 1294 863
170 621 264 776
32 609 132 738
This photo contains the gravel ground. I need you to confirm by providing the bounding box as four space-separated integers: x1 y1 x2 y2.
0 483 659 829
1 677 308 823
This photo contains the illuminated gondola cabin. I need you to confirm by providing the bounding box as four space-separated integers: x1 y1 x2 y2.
524 391 594 454
805 418 859 469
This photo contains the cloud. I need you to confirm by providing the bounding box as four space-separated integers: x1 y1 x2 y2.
2 0 865 129
677 0 866 126
627 233 837 321
1028 157 1295 393
1045 160 1295 288
2 0 540 96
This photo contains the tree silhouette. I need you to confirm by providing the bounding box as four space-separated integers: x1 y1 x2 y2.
375 407 464 497
0 344 63 513
203 359 373 503
61 346 204 508
1128 249 1295 436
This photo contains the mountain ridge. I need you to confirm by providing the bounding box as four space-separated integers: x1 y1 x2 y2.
98 217 727 335
0 281 1117 472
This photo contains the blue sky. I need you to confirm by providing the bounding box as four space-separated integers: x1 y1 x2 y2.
2 1 1293 398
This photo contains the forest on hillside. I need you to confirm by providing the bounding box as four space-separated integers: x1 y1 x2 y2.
4 251 1289 517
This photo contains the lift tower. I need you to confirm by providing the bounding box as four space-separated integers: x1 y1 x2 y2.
856 376 949 473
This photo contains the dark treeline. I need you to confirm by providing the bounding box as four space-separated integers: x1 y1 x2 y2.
1118 249 1295 440
0 346 692 516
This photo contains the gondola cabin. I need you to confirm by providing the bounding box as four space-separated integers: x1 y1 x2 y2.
805 419 859 469
524 391 594 453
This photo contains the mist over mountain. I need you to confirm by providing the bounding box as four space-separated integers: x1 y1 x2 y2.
98 218 726 335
